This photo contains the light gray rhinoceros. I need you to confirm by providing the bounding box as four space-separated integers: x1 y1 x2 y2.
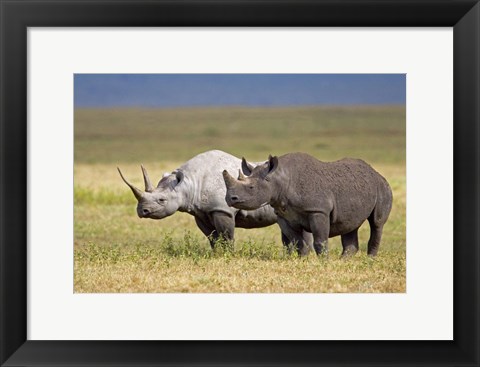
118 150 312 248
223 152 392 257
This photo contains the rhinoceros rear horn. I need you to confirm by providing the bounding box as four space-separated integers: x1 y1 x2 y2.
117 167 144 200
222 170 236 188
141 165 154 192
238 169 246 181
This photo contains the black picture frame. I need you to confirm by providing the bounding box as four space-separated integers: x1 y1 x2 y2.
1 1 479 366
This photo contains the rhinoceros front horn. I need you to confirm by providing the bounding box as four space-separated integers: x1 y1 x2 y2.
117 167 144 200
141 165 154 192
222 170 237 188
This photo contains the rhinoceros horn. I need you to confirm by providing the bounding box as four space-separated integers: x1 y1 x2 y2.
117 167 143 200
222 170 237 188
141 165 154 192
238 169 246 181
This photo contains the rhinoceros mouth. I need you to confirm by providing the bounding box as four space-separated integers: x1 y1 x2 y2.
233 202 265 211
143 210 166 219
226 200 244 207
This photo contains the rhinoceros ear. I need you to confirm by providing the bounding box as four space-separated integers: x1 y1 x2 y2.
175 170 184 185
170 171 185 191
241 157 254 176
266 155 278 176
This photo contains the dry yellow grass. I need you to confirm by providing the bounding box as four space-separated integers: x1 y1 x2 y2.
75 255 406 293
74 106 406 293
74 162 405 293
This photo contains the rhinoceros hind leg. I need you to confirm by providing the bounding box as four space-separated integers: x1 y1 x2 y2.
367 203 388 256
367 222 383 257
341 228 359 257
366 180 392 256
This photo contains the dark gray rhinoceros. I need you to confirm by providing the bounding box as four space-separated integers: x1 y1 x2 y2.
118 150 312 248
223 152 392 257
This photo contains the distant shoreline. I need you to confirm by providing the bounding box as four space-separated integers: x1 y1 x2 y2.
74 104 406 111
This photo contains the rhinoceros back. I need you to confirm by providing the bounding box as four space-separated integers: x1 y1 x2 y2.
276 152 390 232
178 150 243 213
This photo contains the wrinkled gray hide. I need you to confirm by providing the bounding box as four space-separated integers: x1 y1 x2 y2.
119 150 313 248
223 152 392 256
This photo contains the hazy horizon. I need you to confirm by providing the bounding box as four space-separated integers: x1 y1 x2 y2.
74 74 406 108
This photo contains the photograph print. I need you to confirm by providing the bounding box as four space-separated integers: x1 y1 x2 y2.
74 74 406 293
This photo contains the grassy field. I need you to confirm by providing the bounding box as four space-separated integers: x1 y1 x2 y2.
74 106 406 293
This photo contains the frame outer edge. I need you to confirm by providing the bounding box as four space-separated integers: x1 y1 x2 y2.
0 1 28 365
454 2 480 365
0 0 479 366
0 0 4 363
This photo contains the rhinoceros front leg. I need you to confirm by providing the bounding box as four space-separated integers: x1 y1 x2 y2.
194 216 218 248
308 212 330 255
277 217 310 256
211 211 235 243
302 231 314 253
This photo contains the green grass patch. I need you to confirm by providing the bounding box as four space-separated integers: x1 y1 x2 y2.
74 186 133 205
75 106 405 165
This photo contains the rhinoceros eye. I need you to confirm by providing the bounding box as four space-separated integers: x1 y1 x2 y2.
158 198 166 203
248 185 254 190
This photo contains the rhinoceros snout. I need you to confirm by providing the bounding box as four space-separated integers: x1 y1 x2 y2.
226 194 243 207
138 207 152 218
